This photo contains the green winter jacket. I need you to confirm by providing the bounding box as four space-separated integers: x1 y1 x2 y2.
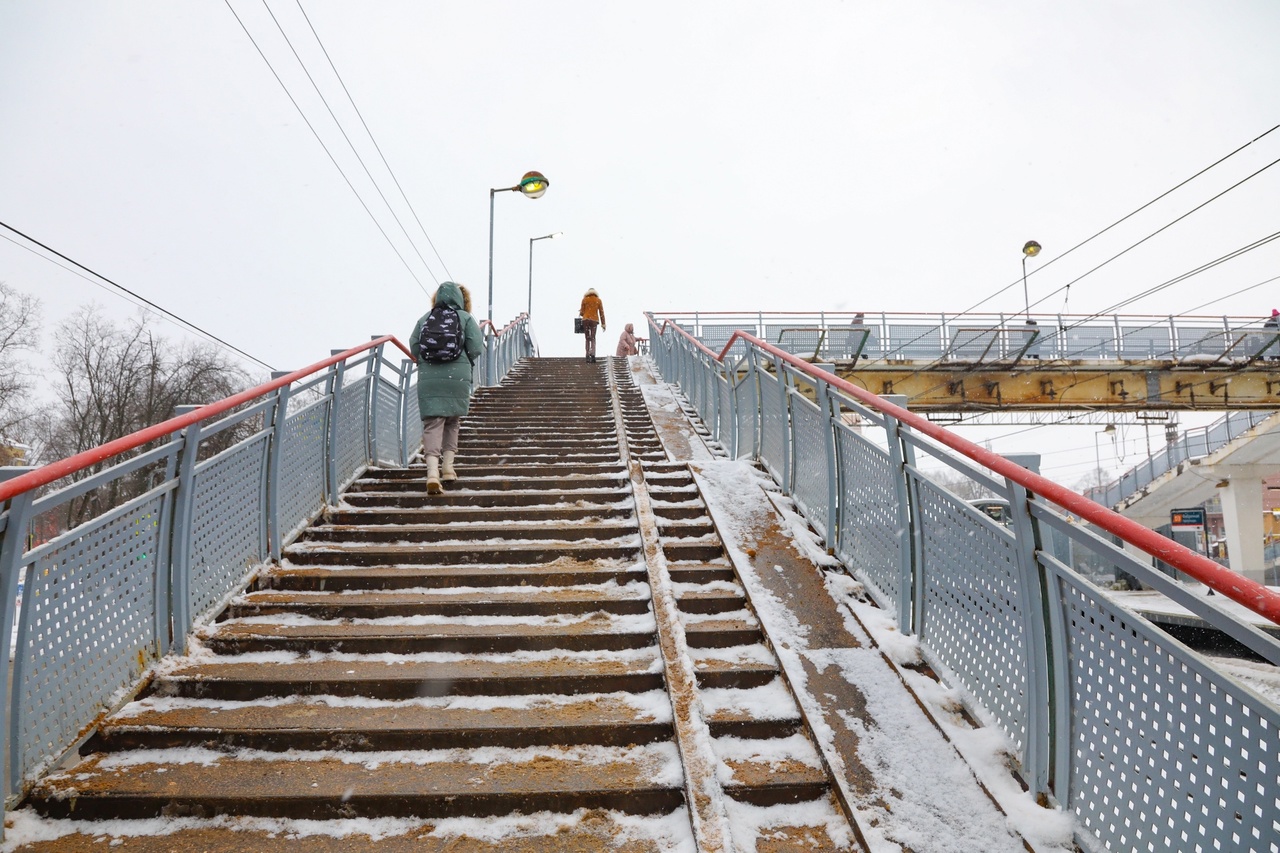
411 282 485 419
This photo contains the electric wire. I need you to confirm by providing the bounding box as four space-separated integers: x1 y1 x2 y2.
963 123 1280 317
0 220 276 371
258 0 443 285
1023 154 1280 319
223 0 432 295
864 124 1280 365
294 0 453 281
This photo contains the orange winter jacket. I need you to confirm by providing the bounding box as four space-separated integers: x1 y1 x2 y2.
580 292 606 327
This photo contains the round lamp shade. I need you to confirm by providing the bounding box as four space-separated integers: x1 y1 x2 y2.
1022 240 1042 257
519 171 549 198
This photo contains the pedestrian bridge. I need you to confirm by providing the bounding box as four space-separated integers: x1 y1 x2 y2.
0 313 1278 852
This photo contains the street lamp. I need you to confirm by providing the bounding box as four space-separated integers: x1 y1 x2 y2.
1094 422 1117 488
488 171 549 326
528 231 563 319
1021 240 1042 317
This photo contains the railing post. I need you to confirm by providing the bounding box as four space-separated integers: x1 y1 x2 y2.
775 352 792 491
817 373 839 551
325 354 346 506
399 359 415 466
167 406 204 654
368 338 386 465
881 396 916 632
265 373 292 561
0 467 37 807
1004 453 1053 798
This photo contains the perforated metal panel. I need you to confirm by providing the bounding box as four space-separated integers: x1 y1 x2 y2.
374 376 402 465
278 402 327 543
913 476 1030 763
834 425 901 610
1053 571 1280 853
789 392 829 540
188 434 270 622
757 369 786 484
16 495 164 781
335 377 370 490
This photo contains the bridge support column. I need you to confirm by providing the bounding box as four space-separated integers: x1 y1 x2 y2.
1212 465 1268 584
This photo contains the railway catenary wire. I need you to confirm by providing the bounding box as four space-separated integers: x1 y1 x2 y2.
862 124 1280 365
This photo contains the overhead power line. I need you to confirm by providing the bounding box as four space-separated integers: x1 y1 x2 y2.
258 0 445 285
223 0 433 295
873 124 1280 365
294 0 453 281
0 220 276 371
967 122 1280 316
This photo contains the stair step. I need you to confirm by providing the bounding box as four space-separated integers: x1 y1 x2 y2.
88 693 675 753
202 617 659 654
283 541 641 566
325 505 632 525
231 586 652 619
155 656 667 700
263 563 648 591
28 744 685 820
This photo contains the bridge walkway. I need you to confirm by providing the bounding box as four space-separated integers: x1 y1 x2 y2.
6 357 1036 852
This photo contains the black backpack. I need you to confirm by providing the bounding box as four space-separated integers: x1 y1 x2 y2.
417 304 464 363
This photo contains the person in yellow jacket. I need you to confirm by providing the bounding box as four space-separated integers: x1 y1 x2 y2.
579 288 606 363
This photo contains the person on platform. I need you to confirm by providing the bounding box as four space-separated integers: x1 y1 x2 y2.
615 323 638 358
579 288 606 362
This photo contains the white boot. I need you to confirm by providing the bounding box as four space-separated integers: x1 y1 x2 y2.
441 450 458 481
426 456 443 495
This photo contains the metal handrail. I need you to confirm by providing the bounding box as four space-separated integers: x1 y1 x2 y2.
0 335 413 506
0 319 534 808
648 314 1280 623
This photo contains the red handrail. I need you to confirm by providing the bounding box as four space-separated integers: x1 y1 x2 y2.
0 335 412 505
648 315 1280 624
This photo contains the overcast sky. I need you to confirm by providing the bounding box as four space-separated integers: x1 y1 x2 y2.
2 1 1278 483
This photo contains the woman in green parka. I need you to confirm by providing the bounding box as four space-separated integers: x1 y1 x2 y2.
410 281 484 494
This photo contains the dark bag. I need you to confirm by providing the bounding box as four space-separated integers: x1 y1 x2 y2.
574 317 585 334
418 304 464 363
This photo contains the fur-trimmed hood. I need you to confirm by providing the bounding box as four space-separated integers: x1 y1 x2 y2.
432 281 471 313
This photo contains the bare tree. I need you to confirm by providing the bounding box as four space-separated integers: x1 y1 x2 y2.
0 281 42 464
928 467 998 501
41 307 251 525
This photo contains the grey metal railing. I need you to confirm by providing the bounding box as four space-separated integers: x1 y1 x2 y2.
0 320 533 809
1086 410 1277 507
667 310 1280 364
647 313 1280 853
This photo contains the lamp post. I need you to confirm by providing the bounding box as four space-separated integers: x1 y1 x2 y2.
528 231 563 319
488 171 549 326
1021 240 1042 317
1094 422 1117 489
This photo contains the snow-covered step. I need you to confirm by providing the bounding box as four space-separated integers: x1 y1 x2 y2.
260 561 648 591
152 652 667 701
27 743 686 821
88 692 676 753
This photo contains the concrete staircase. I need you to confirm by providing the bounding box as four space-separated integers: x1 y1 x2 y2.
17 357 857 851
